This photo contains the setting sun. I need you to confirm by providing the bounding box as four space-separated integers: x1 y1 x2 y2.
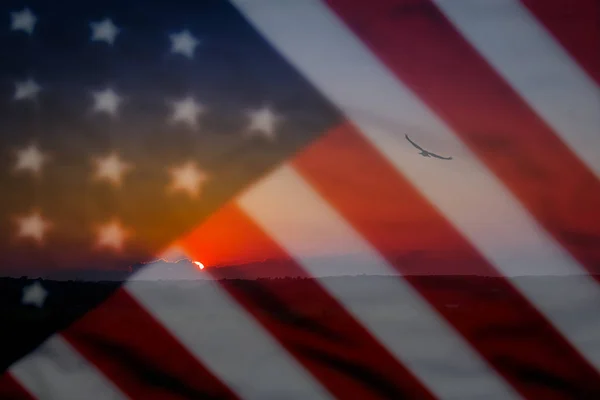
193 261 205 270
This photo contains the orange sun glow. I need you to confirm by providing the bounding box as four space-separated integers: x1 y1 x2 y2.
193 261 205 270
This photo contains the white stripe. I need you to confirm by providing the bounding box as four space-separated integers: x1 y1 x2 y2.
10 335 127 400
238 165 520 400
232 0 600 377
126 259 332 400
432 0 600 179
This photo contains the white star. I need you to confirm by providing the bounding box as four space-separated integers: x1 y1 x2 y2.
11 8 37 35
169 96 204 128
14 143 48 176
90 18 120 45
246 106 282 141
22 281 48 308
169 30 200 59
14 78 41 101
93 152 132 186
15 210 52 244
92 88 122 117
95 218 130 252
168 161 208 198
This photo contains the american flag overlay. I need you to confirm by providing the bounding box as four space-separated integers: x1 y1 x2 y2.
1 0 599 398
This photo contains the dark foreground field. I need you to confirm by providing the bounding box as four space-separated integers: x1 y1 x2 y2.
2 275 599 398
1 274 592 320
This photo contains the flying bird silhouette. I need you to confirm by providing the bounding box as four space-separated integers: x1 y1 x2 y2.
405 134 453 160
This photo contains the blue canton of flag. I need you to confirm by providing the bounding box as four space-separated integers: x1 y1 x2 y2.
0 0 339 374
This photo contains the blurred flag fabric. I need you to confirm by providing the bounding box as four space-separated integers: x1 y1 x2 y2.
1 0 600 398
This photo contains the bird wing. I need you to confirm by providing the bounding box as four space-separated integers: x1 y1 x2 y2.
405 134 425 151
429 152 453 160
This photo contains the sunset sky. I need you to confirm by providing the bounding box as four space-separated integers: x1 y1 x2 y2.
2 0 598 280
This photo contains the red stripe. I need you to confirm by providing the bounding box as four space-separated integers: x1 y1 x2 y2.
293 123 600 399
521 0 600 85
326 0 600 278
0 373 34 400
179 204 435 400
62 288 237 400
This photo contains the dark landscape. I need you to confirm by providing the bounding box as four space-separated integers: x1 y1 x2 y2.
3 273 600 397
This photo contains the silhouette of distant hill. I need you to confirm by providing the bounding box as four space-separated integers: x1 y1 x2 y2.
10 255 596 281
